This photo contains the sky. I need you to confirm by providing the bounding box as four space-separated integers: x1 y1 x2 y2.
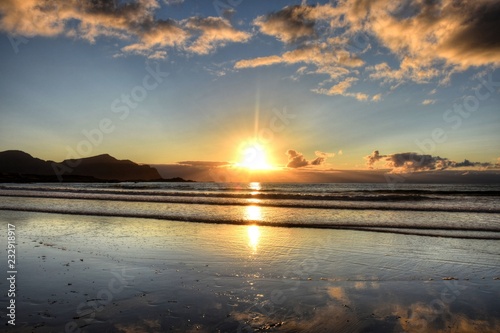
0 0 499 181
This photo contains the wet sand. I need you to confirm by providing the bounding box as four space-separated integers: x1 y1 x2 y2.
1 210 499 332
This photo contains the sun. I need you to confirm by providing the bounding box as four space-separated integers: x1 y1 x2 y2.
236 142 273 170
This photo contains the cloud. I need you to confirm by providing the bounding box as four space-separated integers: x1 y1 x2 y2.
253 4 341 44
327 77 369 101
366 59 443 85
365 150 454 172
177 161 231 167
436 1 500 68
120 19 188 58
350 0 500 81
311 77 370 100
365 150 383 169
286 149 309 168
422 99 436 105
183 16 251 55
286 149 334 168
254 5 315 44
235 44 363 76
371 93 382 102
311 151 335 166
236 4 369 99
0 0 249 59
453 159 491 168
365 150 494 173
163 0 184 4
310 157 324 166
315 151 335 158
3 0 499 86
235 1 500 96
328 77 357 95
234 55 283 69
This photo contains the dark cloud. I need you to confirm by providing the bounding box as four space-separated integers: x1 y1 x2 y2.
386 152 453 171
365 150 383 168
440 1 500 68
177 161 231 167
254 5 316 44
365 151 454 172
359 0 500 80
365 150 495 173
310 157 325 166
286 149 334 168
453 159 491 168
286 149 309 168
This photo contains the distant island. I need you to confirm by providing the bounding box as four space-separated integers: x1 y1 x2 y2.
0 150 194 183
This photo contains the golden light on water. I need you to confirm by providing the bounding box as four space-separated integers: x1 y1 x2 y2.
247 225 260 252
245 205 262 221
244 204 263 252
249 181 262 196
249 182 262 191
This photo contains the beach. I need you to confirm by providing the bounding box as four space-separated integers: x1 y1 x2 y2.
1 194 500 332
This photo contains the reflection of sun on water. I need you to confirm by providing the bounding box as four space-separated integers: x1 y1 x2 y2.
244 205 262 252
249 182 262 195
249 182 261 191
247 225 260 252
245 205 262 221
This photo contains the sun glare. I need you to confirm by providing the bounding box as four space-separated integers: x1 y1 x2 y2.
236 142 273 170
247 225 260 252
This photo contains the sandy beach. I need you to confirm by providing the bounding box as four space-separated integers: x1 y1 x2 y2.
1 209 499 332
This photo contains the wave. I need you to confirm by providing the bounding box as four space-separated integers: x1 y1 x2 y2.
2 185 499 200
3 184 500 195
2 206 499 240
1 191 500 213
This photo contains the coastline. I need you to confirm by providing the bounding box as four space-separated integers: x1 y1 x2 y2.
1 210 499 332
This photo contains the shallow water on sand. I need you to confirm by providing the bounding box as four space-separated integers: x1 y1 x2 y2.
1 210 499 332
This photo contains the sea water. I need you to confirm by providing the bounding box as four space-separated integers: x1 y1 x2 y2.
1 182 499 239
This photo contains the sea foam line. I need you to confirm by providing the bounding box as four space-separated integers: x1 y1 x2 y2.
1 206 500 239
1 192 499 214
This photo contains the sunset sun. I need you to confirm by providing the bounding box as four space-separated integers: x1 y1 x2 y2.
236 142 273 170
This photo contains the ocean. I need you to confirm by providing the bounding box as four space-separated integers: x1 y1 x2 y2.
1 182 499 239
1 182 500 332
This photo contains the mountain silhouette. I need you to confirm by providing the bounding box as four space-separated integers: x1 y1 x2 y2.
0 150 54 174
0 150 162 182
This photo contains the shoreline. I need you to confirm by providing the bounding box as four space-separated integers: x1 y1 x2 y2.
1 206 500 240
